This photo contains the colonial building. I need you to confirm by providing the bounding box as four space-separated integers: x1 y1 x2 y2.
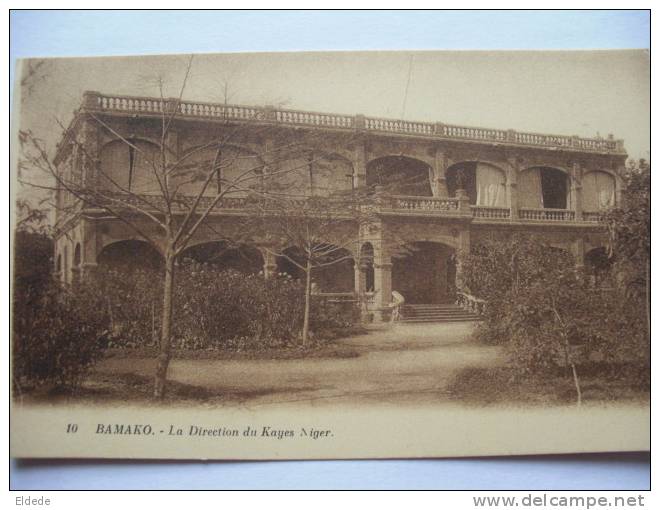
53 91 627 319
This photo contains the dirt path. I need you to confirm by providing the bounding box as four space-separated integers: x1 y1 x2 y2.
95 322 505 407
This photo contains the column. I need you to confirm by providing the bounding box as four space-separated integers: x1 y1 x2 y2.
374 258 392 315
354 261 366 295
80 115 100 190
571 162 583 221
353 137 367 190
506 158 519 220
79 218 98 279
433 147 449 197
258 136 274 193
573 238 585 270
455 229 470 292
261 249 278 279
615 165 626 206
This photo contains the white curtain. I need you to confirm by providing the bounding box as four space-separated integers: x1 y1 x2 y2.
583 171 616 211
518 168 544 208
475 164 507 207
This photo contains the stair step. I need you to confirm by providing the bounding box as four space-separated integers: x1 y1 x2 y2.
403 310 469 315
399 317 480 323
404 305 460 309
398 303 481 323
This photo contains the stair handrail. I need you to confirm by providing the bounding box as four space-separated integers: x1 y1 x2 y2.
456 291 486 315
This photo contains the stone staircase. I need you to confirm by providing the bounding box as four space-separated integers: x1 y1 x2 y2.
399 303 480 324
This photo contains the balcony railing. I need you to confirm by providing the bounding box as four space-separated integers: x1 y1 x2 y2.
470 205 510 219
519 208 576 222
83 92 625 154
383 195 460 212
76 190 604 226
583 211 605 222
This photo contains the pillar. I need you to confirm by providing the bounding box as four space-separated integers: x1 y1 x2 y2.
573 238 585 270
455 229 471 292
261 249 278 279
571 162 583 221
433 147 449 197
354 262 367 295
80 218 98 279
374 258 393 318
80 114 101 190
353 138 367 190
506 159 519 220
615 165 626 206
371 225 393 321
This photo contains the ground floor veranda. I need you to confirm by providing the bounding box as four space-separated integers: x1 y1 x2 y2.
55 214 612 318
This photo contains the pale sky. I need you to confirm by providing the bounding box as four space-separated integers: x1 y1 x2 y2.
19 50 649 160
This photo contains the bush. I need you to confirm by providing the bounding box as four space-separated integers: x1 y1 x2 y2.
12 280 110 394
462 235 576 346
461 235 649 404
173 263 306 349
93 261 357 350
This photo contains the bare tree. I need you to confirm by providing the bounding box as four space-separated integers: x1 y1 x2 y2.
17 59 353 397
245 185 412 344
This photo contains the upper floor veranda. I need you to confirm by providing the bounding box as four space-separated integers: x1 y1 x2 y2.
53 91 628 233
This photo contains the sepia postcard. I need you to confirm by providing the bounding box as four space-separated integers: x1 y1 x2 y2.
10 50 650 459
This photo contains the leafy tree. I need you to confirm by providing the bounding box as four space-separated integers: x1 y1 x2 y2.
604 160 650 343
462 232 649 405
462 235 575 345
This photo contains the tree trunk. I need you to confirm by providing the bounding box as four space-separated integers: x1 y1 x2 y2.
570 362 582 407
154 251 175 398
301 258 312 347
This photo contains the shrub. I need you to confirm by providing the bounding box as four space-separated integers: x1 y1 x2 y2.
462 235 575 346
12 280 109 394
90 267 162 348
93 261 357 350
173 263 306 349
461 235 649 404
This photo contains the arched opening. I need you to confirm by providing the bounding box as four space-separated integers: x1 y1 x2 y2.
446 162 507 206
175 145 264 198
99 139 161 195
583 171 616 211
585 247 613 287
392 241 456 304
277 152 354 198
56 254 62 275
359 242 375 292
178 240 263 274
366 156 433 196
97 240 164 273
276 244 355 293
519 166 571 209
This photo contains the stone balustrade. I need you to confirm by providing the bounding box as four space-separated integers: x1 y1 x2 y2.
78 190 607 226
385 195 460 212
470 205 510 219
83 92 624 154
519 208 576 222
365 117 435 136
583 211 605 222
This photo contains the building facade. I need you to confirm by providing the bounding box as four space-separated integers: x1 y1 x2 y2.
53 91 627 318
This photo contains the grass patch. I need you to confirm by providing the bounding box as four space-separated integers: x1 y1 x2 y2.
448 365 650 407
104 338 362 361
